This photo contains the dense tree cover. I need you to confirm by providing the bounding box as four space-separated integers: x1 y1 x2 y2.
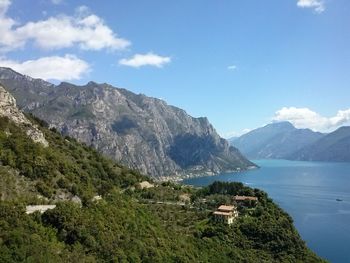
0 116 325 262
0 116 147 203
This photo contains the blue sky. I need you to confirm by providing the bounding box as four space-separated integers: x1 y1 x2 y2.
0 0 349 137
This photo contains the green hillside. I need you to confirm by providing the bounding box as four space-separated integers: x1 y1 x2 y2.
0 116 324 262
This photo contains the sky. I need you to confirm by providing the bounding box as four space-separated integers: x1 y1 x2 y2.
0 0 349 137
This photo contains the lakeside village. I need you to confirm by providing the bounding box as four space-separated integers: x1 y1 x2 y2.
25 180 259 225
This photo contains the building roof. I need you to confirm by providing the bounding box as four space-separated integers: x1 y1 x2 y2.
233 195 258 201
217 205 235 212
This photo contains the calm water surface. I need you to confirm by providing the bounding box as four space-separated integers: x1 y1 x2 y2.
183 160 350 263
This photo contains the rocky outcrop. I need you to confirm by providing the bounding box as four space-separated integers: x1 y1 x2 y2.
0 67 255 178
0 84 48 147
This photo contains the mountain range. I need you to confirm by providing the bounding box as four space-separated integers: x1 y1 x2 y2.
0 67 255 179
231 122 324 159
290 126 350 162
231 121 350 162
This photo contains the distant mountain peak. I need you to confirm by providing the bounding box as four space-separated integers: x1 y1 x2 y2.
232 121 324 159
0 67 21 76
87 81 99 86
290 125 350 162
335 126 350 132
269 121 295 128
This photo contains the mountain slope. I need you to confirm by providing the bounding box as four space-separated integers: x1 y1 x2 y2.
0 67 255 178
290 126 350 162
0 89 323 262
0 84 48 147
232 122 324 159
0 85 147 202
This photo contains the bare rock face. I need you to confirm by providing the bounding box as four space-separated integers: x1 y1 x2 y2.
0 67 255 179
0 84 48 147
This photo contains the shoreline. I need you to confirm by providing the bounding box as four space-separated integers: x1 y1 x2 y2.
156 165 259 183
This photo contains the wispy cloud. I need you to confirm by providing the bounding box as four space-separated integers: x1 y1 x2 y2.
227 65 237 71
297 0 325 13
273 107 350 132
51 0 63 5
0 54 90 81
0 1 130 52
119 52 171 68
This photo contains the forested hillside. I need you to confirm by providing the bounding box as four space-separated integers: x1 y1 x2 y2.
0 116 324 262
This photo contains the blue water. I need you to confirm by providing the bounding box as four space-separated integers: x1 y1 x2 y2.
183 160 350 263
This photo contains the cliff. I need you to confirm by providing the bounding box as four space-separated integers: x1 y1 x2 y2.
0 84 48 147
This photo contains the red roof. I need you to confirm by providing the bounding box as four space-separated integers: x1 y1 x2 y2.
217 205 235 212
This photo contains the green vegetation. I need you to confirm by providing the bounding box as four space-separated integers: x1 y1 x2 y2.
0 115 147 203
0 116 325 262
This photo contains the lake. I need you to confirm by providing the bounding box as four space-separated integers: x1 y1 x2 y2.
183 159 350 263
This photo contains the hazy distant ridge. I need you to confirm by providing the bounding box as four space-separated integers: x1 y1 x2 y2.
231 122 324 159
290 126 350 162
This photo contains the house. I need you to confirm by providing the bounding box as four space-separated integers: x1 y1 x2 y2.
233 195 258 202
139 181 154 189
213 205 238 225
179 193 191 203
233 195 258 206
92 195 102 202
26 205 56 214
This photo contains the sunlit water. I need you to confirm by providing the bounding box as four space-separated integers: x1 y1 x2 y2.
183 160 350 263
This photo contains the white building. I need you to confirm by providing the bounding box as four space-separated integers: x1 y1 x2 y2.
26 205 56 214
213 205 238 225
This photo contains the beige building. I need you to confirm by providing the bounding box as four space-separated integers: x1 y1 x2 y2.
213 205 238 225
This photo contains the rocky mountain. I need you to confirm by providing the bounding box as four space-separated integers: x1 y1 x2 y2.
0 84 48 147
0 67 255 178
290 126 350 162
231 122 324 159
227 137 238 145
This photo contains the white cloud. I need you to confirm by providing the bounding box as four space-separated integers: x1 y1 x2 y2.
0 0 23 52
224 128 251 139
0 1 130 52
297 0 325 13
273 107 350 132
227 65 237 71
119 52 171 68
0 54 90 81
0 0 10 15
